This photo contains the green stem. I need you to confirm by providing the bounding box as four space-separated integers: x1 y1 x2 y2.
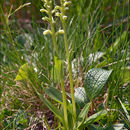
48 9 59 56
60 78 69 130
61 15 76 124
47 3 69 129
50 22 59 56
51 24 69 130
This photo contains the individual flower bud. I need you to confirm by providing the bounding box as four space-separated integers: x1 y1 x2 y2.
64 7 69 11
62 16 67 20
52 17 55 24
42 16 50 22
43 30 52 35
63 1 71 7
44 3 47 7
55 12 60 17
54 6 61 11
47 5 51 9
49 0 52 4
56 29 64 35
58 30 64 34
40 9 48 14
51 9 55 14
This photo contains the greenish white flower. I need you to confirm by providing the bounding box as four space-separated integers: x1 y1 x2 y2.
44 3 47 7
54 6 61 11
63 1 71 7
42 16 50 22
51 9 55 14
43 30 52 35
40 9 48 14
47 5 51 9
62 16 67 20
56 30 64 35
49 1 52 4
58 30 64 34
64 7 69 11
55 12 61 17
51 17 55 24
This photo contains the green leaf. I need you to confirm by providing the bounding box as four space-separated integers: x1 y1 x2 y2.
51 67 59 83
39 94 64 123
84 110 107 126
44 87 73 119
27 84 64 126
54 57 62 74
77 102 91 128
84 68 112 100
74 87 89 108
15 63 37 82
44 87 63 104
51 56 63 83
15 63 30 81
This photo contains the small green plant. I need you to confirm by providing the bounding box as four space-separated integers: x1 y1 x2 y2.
40 0 71 129
15 0 114 129
15 63 113 129
1 0 129 129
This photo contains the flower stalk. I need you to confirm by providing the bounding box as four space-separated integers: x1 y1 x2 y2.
40 0 69 129
60 0 76 124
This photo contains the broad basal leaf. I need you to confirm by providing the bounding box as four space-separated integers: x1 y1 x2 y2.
15 63 37 82
74 87 89 108
84 68 112 100
29 85 64 125
44 87 63 104
15 63 30 81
